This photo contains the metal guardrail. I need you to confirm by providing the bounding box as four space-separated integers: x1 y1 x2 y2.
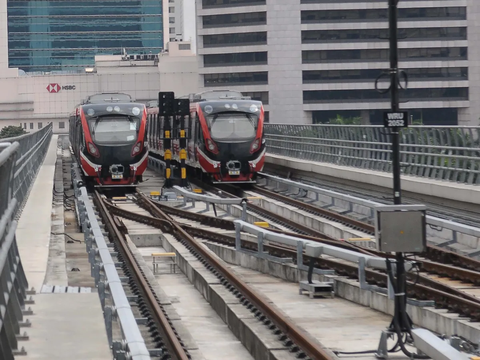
71 165 151 360
264 124 480 185
258 173 480 251
0 124 53 217
0 124 52 360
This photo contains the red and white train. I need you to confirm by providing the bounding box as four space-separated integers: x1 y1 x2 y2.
147 90 266 183
69 93 149 187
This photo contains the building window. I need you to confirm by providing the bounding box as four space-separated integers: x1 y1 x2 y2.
169 6 174 13
169 17 175 24
242 91 269 104
301 7 466 23
202 0 265 8
170 27 175 34
169 37 176 42
302 27 467 43
302 67 469 83
203 52 267 67
263 111 269 123
59 121 65 129
29 123 33 129
302 47 467 63
179 43 191 50
303 88 469 104
23 122 26 129
203 32 267 48
203 12 266 28
38 122 42 129
204 72 268 86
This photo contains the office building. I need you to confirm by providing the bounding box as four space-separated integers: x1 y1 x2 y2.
196 0 480 125
7 0 164 72
163 0 196 52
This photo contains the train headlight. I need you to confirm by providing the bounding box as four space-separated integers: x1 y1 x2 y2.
206 138 218 154
132 107 141 116
250 104 258 113
87 142 100 158
87 108 95 116
106 106 113 112
250 139 260 153
114 106 120 112
232 104 238 110
131 141 142 156
204 105 213 114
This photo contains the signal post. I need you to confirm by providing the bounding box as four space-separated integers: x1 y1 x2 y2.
159 92 174 188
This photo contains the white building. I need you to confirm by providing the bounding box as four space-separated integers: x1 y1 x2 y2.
0 42 199 134
195 0 480 125
164 0 197 53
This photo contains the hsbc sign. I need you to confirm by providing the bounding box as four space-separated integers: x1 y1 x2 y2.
46 83 76 93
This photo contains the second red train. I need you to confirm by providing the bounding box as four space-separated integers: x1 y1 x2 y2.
147 90 266 184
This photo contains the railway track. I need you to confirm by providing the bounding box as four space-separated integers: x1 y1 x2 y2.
264 167 480 229
162 179 480 317
99 190 334 360
93 190 192 360
103 191 480 323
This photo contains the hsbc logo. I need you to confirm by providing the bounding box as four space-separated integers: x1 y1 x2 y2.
46 83 76 93
46 83 60 93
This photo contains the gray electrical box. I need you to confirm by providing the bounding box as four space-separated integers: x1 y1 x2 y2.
375 204 427 253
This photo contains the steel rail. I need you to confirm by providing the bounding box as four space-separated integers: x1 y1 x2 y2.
132 189 480 292
93 191 190 360
133 191 334 360
253 184 373 233
199 179 480 275
106 199 480 322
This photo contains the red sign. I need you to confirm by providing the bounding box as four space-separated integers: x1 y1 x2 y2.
46 83 60 93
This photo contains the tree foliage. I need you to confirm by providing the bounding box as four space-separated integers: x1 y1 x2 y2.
328 114 362 125
0 125 27 139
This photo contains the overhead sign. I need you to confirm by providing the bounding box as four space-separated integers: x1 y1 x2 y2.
383 111 409 128
46 83 76 93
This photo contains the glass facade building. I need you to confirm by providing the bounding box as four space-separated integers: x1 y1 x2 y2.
8 0 164 72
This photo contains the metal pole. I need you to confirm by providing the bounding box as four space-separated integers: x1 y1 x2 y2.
388 0 410 334
389 0 401 206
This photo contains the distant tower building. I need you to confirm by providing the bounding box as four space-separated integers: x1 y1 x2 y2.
7 0 164 72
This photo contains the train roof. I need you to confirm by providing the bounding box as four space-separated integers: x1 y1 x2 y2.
79 101 145 118
81 92 134 104
197 99 262 115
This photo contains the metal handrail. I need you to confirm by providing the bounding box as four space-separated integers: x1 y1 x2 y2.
72 167 150 359
0 124 53 359
264 124 480 185
258 173 480 249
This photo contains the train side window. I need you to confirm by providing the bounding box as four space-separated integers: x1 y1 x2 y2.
188 116 193 139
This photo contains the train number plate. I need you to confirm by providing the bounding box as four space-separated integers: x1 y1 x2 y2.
228 170 240 175
112 174 123 179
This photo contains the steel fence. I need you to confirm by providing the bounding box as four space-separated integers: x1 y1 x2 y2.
264 125 480 185
71 164 151 359
0 124 53 359
0 124 53 217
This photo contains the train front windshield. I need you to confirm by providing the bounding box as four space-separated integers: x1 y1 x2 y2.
207 112 258 141
88 116 140 145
